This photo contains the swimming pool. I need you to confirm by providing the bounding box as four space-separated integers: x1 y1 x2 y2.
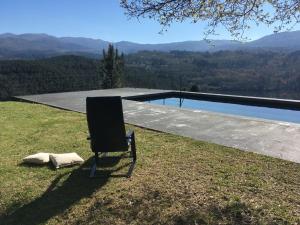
145 97 300 123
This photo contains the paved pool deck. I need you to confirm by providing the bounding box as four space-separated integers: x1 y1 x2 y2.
16 88 300 164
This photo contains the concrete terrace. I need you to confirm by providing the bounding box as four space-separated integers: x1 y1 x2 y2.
16 88 300 163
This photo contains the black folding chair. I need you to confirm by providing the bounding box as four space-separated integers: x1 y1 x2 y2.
86 96 137 178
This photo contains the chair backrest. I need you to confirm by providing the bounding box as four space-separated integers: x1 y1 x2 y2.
86 96 128 152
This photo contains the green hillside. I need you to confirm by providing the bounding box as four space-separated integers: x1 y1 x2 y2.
1 51 300 100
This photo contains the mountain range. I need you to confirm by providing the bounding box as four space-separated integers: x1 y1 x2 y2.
1 31 300 59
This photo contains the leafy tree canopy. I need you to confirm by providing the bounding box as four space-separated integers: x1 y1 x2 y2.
121 0 300 39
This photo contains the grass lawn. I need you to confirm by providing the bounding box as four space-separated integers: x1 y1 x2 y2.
0 101 299 225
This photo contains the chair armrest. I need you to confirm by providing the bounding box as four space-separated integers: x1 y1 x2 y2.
126 130 134 139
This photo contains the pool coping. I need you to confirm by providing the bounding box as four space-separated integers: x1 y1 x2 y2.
124 90 300 110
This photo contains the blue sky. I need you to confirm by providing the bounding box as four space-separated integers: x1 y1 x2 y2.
1 0 299 43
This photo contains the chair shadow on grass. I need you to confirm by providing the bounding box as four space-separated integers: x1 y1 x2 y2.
1 156 129 225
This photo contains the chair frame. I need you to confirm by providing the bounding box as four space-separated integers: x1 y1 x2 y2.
88 130 136 178
86 97 137 178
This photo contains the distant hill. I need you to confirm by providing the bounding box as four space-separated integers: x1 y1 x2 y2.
247 31 300 51
115 40 242 53
0 33 106 59
1 31 300 59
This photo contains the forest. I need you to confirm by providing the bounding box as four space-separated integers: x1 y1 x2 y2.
0 55 100 100
1 50 300 100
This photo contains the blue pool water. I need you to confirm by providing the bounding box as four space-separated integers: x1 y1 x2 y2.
146 98 300 123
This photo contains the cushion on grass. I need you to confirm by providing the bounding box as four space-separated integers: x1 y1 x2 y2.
49 153 84 169
22 152 50 164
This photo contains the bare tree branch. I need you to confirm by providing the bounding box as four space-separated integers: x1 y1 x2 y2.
120 0 300 39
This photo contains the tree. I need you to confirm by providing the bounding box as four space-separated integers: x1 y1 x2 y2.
120 0 300 39
101 44 124 89
190 84 199 92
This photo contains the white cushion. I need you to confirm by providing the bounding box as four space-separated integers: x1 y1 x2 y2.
49 153 84 169
23 153 50 164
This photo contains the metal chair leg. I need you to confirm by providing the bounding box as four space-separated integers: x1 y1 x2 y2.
89 152 99 178
127 132 137 178
127 160 136 178
89 159 97 178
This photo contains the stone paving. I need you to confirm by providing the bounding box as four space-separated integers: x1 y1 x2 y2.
16 88 300 163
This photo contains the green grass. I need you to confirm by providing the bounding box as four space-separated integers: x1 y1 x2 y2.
0 101 299 225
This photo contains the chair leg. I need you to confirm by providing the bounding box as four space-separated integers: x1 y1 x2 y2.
131 132 137 161
127 132 137 178
127 160 136 178
90 160 97 178
89 152 99 178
